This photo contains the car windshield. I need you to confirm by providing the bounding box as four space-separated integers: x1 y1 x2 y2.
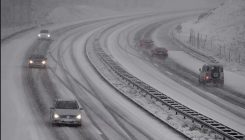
40 30 49 33
154 48 167 52
55 101 78 109
30 54 45 59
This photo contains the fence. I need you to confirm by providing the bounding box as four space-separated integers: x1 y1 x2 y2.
187 29 245 66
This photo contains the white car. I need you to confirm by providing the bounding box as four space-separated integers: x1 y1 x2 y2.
38 30 51 40
50 99 83 126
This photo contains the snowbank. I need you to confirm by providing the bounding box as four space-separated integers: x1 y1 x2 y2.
179 0 245 76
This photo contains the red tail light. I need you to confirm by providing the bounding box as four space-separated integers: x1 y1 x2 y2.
154 51 158 54
164 51 168 55
141 42 146 45
205 75 209 80
149 42 154 45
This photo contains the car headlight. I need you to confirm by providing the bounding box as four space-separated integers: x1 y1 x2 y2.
38 34 41 37
47 34 50 37
29 60 33 64
54 114 59 119
76 114 82 119
42 61 46 64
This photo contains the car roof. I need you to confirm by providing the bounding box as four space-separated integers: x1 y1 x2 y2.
30 54 46 58
141 39 153 42
204 63 223 67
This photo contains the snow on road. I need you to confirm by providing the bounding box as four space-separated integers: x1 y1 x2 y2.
106 13 245 134
1 30 54 140
71 25 187 140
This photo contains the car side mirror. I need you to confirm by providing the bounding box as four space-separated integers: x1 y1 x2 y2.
199 68 201 72
80 107 83 110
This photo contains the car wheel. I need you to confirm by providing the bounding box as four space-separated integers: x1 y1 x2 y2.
76 124 82 127
51 123 57 127
220 81 224 87
198 76 202 85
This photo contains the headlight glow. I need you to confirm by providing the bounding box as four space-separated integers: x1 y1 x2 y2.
47 34 50 37
76 114 82 119
54 114 59 119
42 61 46 64
29 60 33 64
38 34 41 37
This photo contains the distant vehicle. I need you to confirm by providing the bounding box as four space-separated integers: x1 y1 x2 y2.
150 47 168 58
137 39 154 48
50 99 83 126
28 54 47 68
198 64 224 86
38 30 51 40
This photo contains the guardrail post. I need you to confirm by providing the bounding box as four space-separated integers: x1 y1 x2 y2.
224 44 226 61
229 50 231 62
239 54 240 63
220 45 222 59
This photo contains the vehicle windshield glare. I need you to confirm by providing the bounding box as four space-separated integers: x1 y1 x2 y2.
55 101 78 109
40 30 49 33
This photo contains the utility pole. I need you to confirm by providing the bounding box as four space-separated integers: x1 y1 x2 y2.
27 0 31 27
12 0 16 31
20 0 23 30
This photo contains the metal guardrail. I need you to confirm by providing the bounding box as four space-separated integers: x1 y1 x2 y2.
172 29 219 64
1 22 55 46
1 26 38 46
91 20 245 140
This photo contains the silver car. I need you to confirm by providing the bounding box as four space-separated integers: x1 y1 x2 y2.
38 30 51 40
50 99 83 126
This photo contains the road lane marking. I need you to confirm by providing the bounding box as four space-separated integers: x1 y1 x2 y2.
145 57 149 61
166 71 172 75
182 80 190 85
154 63 158 67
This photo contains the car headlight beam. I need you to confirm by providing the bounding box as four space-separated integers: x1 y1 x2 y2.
38 34 41 37
29 60 33 64
47 34 50 37
76 114 82 119
42 61 46 64
54 114 59 119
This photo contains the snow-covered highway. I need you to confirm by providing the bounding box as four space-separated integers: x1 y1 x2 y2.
1 7 245 140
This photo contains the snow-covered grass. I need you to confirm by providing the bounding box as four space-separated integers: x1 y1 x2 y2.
178 0 245 76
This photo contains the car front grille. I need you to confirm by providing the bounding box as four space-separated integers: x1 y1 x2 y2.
59 115 76 119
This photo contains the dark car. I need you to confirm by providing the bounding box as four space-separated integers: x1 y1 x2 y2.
137 39 154 48
198 63 224 86
38 30 51 40
50 99 83 126
28 54 47 68
150 47 168 58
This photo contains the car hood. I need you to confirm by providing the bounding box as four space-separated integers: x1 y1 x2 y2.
40 33 50 35
54 109 81 115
